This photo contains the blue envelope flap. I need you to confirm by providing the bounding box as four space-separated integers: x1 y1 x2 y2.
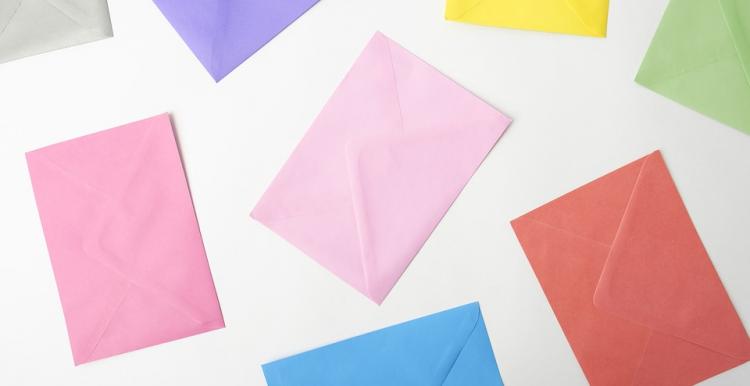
262 303 503 386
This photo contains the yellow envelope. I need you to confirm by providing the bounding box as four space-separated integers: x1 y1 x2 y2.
445 0 610 37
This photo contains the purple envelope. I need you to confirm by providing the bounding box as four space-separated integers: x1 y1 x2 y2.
153 0 321 82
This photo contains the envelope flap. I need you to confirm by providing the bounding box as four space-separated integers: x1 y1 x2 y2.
42 0 112 32
0 0 22 34
522 154 646 246
345 123 504 303
27 114 223 364
444 0 485 20
153 0 320 81
636 0 737 86
262 303 490 386
565 0 609 37
719 0 750 87
594 151 750 360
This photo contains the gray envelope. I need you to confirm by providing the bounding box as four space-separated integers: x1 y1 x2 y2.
0 0 112 64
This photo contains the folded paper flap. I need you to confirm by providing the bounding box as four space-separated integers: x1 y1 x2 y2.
445 0 485 20
345 124 504 302
595 151 750 360
719 0 750 87
566 0 609 36
636 0 740 85
250 32 403 225
262 303 486 385
520 154 647 246
28 114 222 364
153 0 320 81
153 0 222 77
0 0 22 35
253 31 508 226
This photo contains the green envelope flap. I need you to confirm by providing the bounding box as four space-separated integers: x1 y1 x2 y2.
720 0 750 87
635 0 750 135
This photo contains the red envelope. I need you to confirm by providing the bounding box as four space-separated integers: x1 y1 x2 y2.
511 151 750 385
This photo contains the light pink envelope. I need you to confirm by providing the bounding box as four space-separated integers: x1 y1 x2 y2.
26 114 224 365
251 32 512 304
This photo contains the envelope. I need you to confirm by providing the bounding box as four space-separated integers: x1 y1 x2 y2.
152 0 320 82
636 0 750 135
511 150 750 385
0 0 113 64
262 302 503 386
26 114 224 365
445 0 609 37
251 32 512 304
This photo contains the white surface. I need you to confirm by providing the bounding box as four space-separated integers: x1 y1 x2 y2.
1 0 748 385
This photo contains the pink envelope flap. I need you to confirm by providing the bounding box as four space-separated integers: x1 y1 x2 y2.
344 124 505 301
27 114 224 365
252 32 511 303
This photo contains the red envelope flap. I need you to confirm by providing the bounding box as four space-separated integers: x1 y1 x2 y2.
594 151 750 360
523 154 646 246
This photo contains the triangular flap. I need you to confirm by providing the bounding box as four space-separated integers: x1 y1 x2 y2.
594 151 750 360
719 0 750 88
511 216 652 386
250 32 403 225
383 32 511 133
153 0 222 79
209 0 320 80
0 0 22 32
635 0 735 86
0 0 112 63
442 309 504 386
444 0 485 20
518 154 646 246
44 0 113 33
262 303 481 386
345 125 502 303
565 0 609 37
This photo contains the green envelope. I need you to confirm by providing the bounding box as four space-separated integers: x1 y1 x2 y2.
636 0 750 135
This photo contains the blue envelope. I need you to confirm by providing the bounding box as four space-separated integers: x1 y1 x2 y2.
262 303 504 386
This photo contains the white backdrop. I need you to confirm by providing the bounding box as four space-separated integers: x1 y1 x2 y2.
1 1 748 385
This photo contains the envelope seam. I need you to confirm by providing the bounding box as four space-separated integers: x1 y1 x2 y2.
718 0 750 88
439 308 482 385
383 39 406 132
82 284 131 363
519 217 612 249
448 0 485 21
594 153 650 302
564 0 602 36
0 0 23 39
43 0 93 30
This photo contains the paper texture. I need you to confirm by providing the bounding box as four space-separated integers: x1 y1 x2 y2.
445 0 609 37
263 303 503 386
251 32 512 304
0 0 112 64
152 0 320 82
26 114 224 365
511 150 750 385
636 0 750 135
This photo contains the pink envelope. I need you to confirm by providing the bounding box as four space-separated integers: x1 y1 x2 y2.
251 32 512 304
26 114 224 365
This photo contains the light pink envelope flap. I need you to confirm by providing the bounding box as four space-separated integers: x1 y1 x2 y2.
26 114 224 365
252 32 511 303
